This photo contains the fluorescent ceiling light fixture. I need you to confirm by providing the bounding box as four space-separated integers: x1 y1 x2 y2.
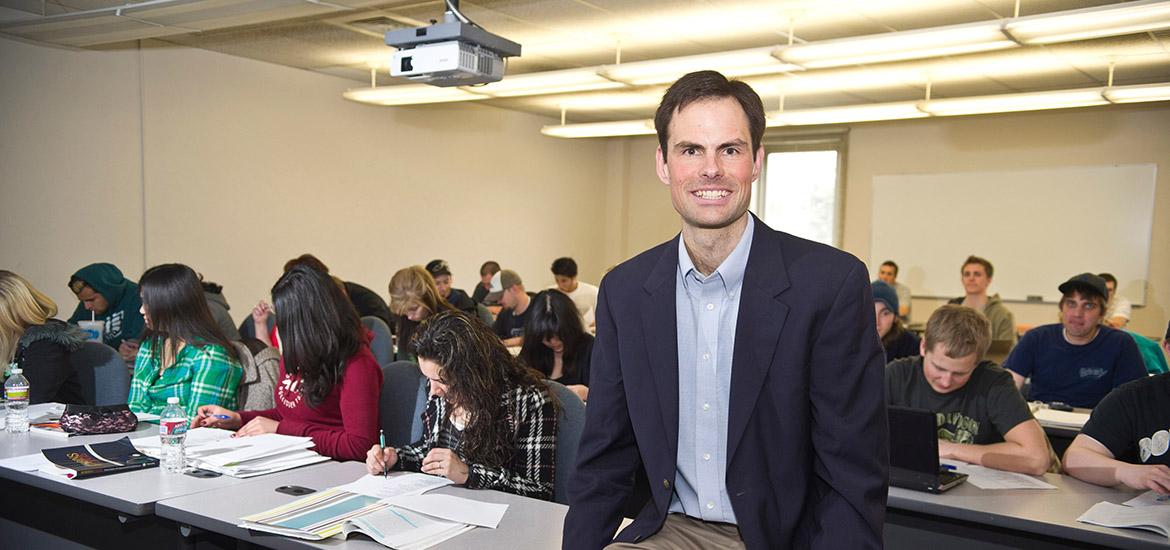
601 47 797 86
343 85 487 105
541 119 655 138
768 102 927 126
471 68 627 97
919 88 1108 116
1103 82 1170 103
776 21 1013 68
1004 0 1170 45
542 82 1170 137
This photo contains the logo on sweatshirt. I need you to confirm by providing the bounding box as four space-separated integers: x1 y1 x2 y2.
1139 429 1169 463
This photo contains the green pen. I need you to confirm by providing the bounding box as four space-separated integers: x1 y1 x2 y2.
379 429 388 478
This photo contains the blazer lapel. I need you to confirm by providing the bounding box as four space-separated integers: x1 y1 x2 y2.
641 236 681 459
727 223 790 462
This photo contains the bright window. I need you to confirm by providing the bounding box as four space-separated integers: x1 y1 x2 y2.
750 134 846 247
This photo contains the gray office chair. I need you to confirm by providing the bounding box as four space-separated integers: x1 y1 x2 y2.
70 341 131 406
361 316 394 367
237 314 276 340
379 361 429 449
548 380 586 505
474 303 495 328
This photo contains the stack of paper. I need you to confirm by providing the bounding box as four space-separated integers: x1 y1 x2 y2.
240 473 508 549
240 488 473 549
132 428 327 477
1077 494 1170 538
1032 408 1090 429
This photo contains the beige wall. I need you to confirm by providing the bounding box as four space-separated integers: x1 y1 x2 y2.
3 33 1167 338
1 37 609 323
610 105 1170 338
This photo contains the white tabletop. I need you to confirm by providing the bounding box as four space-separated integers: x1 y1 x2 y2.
156 461 568 549
888 471 1169 549
0 424 330 517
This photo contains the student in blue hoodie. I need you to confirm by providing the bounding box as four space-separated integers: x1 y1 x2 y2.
67 262 146 361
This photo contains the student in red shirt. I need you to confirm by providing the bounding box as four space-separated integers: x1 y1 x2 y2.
194 265 382 461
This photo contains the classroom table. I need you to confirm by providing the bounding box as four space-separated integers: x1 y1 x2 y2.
155 461 567 549
0 423 334 549
886 471 1169 549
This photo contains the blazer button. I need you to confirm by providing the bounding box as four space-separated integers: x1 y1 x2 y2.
663 479 671 490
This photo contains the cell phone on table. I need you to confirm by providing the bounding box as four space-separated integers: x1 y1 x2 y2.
275 485 315 496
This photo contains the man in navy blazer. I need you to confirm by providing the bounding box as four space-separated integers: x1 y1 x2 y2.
563 71 888 549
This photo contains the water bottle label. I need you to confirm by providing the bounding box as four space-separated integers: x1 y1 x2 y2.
160 419 188 436
5 387 28 400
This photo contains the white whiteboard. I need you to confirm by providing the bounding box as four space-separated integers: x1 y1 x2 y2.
870 164 1155 305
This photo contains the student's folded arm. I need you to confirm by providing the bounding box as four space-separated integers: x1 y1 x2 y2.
940 420 1049 475
1064 434 1129 487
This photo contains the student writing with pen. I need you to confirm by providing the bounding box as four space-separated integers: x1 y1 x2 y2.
364 310 560 501
193 265 382 461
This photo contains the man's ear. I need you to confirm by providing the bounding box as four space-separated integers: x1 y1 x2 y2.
656 147 671 186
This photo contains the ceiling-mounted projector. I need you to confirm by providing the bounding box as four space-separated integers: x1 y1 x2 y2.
385 2 521 88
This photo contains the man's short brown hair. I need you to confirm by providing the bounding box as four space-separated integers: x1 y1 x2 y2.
923 305 992 362
654 70 766 162
961 255 994 278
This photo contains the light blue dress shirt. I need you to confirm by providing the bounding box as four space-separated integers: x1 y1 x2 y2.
667 216 754 524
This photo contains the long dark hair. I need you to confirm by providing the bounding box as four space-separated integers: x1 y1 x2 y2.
272 265 366 407
139 264 240 368
518 290 588 380
411 310 554 468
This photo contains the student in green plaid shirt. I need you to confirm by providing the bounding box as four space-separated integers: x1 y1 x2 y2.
128 264 242 417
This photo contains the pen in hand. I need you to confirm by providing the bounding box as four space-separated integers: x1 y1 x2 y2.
380 429 388 478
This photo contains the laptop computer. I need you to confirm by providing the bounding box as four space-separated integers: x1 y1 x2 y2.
888 406 968 493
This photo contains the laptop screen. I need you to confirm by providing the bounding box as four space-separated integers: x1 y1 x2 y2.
888 406 942 475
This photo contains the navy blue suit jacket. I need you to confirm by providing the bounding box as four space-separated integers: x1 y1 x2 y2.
563 218 888 549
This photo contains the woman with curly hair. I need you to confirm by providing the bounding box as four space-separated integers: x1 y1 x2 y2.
365 310 559 500
194 265 383 461
387 265 457 361
518 289 593 402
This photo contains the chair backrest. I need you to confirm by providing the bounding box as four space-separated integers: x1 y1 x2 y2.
547 380 586 505
232 341 280 410
70 341 130 406
361 316 394 367
379 361 429 448
474 303 495 328
238 314 276 340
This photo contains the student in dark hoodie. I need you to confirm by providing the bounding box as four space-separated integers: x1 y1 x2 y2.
67 262 146 360
2 270 86 404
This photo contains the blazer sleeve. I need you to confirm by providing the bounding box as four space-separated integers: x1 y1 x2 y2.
562 280 642 549
806 260 889 549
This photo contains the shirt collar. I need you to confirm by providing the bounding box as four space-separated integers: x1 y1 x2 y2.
677 215 755 289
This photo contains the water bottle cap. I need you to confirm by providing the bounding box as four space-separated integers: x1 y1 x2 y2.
167 397 180 404
8 368 21 374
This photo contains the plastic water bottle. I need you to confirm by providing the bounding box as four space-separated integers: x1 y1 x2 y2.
159 397 188 473
5 366 30 434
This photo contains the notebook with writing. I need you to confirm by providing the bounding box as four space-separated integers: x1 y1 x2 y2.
888 406 968 493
